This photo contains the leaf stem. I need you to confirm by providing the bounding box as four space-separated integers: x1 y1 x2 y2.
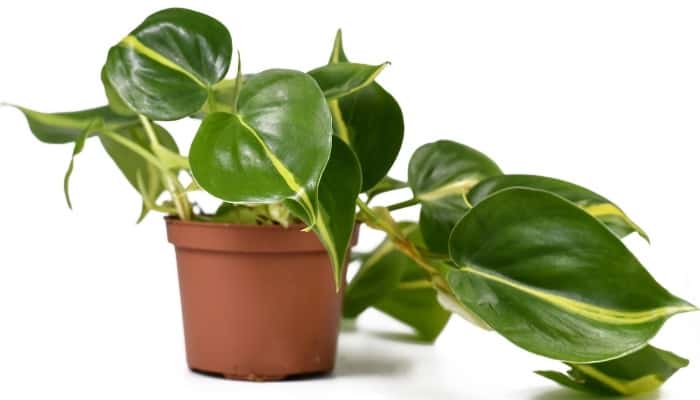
386 197 419 211
138 115 191 221
356 199 449 291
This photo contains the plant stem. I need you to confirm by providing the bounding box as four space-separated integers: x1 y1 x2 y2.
138 115 192 221
385 197 419 211
355 199 449 291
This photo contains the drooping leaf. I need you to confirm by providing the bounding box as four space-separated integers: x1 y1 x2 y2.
325 30 404 192
309 62 389 100
536 345 690 396
374 262 451 342
447 188 695 363
103 8 233 120
344 223 419 318
287 137 362 288
344 223 451 342
189 69 332 222
63 124 94 208
468 174 648 241
6 105 137 143
408 140 502 253
99 123 179 220
366 176 408 202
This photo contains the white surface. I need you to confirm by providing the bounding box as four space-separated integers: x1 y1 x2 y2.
1 1 699 398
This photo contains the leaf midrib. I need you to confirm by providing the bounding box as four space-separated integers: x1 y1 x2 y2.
119 35 208 88
455 265 695 325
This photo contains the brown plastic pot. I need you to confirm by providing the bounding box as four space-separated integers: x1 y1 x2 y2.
165 218 358 381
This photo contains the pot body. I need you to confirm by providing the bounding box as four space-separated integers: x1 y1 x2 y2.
166 219 356 381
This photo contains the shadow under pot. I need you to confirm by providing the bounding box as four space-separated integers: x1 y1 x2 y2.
165 218 358 381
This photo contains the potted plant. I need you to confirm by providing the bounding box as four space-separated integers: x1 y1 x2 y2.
3 7 696 395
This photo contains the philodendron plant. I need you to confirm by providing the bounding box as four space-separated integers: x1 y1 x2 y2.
4 7 696 396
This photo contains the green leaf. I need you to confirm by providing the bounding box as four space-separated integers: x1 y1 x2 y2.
536 345 690 396
6 105 137 143
189 69 332 222
103 8 233 120
101 67 135 116
198 203 297 227
287 137 362 288
447 188 695 363
309 62 389 100
374 266 451 343
344 223 451 342
366 176 408 202
408 140 502 253
326 30 404 192
344 223 419 318
99 123 179 219
468 174 648 241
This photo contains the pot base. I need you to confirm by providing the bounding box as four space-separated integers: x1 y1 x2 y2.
190 366 332 382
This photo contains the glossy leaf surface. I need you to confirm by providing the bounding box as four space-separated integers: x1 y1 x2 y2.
189 69 332 221
536 345 689 395
447 188 694 362
325 30 404 191
289 137 362 287
469 174 648 241
408 140 502 253
309 62 389 100
104 8 232 120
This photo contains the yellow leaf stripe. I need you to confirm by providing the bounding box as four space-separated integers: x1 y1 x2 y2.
235 115 342 286
458 265 696 325
397 280 434 290
325 63 389 100
417 177 481 202
119 35 207 88
572 365 662 395
584 203 649 241
235 115 315 217
15 107 136 132
329 100 350 144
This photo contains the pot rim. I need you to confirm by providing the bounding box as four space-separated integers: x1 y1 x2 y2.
165 217 361 253
165 216 309 232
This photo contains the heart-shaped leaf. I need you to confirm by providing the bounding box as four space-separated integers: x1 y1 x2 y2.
189 69 332 222
103 8 233 120
5 105 138 143
408 140 502 253
536 345 689 395
309 62 389 100
344 223 451 341
468 174 648 241
324 30 404 191
447 188 695 363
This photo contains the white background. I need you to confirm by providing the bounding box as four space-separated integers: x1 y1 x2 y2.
1 1 699 398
